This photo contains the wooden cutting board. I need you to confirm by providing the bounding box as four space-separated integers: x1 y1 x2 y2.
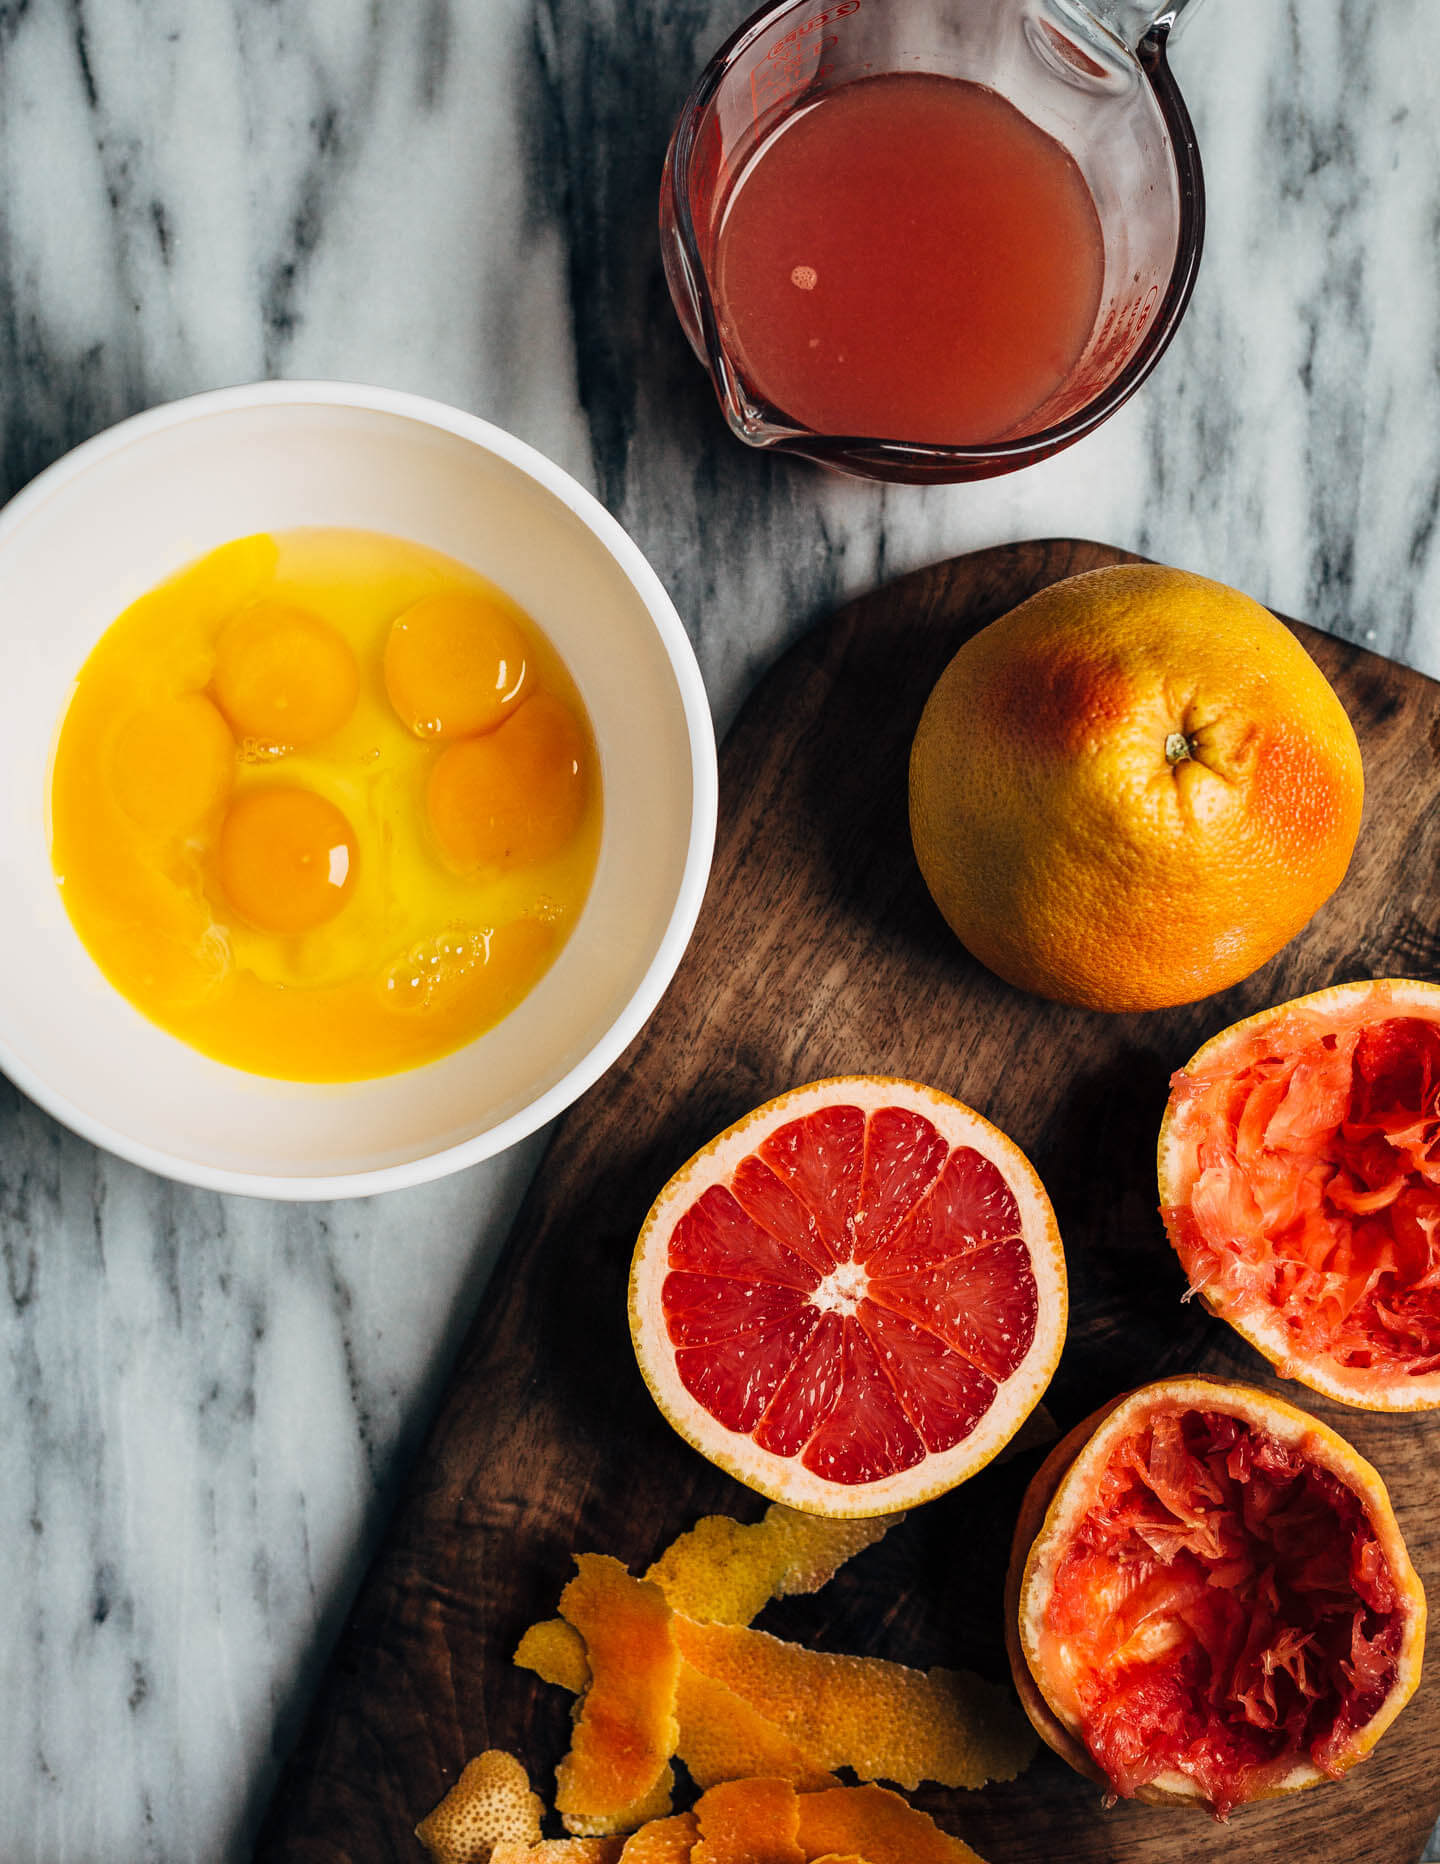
256 540 1440 1864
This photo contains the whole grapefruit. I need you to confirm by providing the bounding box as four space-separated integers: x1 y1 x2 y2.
1006 1377 1426 1817
908 565 1364 1012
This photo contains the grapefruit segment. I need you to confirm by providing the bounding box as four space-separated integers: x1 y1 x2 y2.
1009 1378 1426 1816
631 1077 1065 1515
670 1187 822 1291
869 1236 1038 1381
1159 980 1440 1408
858 1304 996 1453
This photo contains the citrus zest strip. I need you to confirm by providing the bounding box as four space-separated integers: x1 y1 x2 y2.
554 1556 679 1834
794 1783 989 1863
672 1616 1036 1790
415 1750 545 1863
643 1503 901 1625
691 1777 804 1864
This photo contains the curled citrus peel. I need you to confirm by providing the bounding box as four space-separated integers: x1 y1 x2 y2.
616 1812 699 1861
416 1749 545 1863
516 1506 1030 1796
796 1784 986 1862
492 1843 622 1863
672 1619 1033 1791
692 1776 804 1863
554 1555 680 1835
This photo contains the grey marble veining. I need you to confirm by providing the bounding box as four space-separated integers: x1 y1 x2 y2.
1 2 1439 1860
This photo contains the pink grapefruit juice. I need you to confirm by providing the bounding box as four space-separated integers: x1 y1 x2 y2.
712 72 1105 446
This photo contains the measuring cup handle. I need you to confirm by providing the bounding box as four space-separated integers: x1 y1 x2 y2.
1079 0 1206 51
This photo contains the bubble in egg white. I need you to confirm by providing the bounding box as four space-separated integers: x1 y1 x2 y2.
382 925 494 1013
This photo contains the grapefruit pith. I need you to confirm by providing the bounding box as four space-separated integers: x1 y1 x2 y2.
1159 979 1440 1409
1007 1378 1425 1818
628 1077 1066 1517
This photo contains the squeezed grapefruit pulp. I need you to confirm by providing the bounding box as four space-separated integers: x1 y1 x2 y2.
1160 980 1440 1409
1009 1380 1425 1817
629 1078 1066 1516
712 74 1104 445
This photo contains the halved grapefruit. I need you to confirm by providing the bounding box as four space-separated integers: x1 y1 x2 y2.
628 1077 1066 1517
1159 979 1440 1409
1006 1377 1426 1818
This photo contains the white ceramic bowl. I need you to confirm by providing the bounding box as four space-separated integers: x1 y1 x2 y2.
0 383 717 1199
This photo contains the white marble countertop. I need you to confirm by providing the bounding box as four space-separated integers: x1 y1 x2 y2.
1 2 1438 1860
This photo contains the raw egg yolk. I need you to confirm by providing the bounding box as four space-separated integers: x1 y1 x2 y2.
218 787 358 933
212 601 359 746
384 589 530 739
426 693 587 874
111 693 235 836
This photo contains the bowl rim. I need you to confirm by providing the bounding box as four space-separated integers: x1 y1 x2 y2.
0 379 719 1202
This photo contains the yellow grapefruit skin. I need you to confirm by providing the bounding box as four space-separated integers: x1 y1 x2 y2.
1158 978 1440 1411
629 1076 1066 1518
909 565 1364 1012
1007 1377 1426 1814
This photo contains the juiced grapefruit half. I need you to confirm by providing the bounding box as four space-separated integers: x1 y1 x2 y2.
1159 979 1440 1409
628 1077 1066 1516
1007 1378 1426 1818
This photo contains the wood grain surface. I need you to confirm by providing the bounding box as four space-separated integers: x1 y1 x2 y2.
256 539 1440 1864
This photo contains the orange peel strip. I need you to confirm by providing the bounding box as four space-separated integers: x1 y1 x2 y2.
692 1778 804 1864
416 1750 545 1863
644 1505 901 1627
616 1812 700 1861
516 1618 591 1694
491 1844 624 1863
795 1784 988 1863
555 1555 680 1835
515 1619 837 1794
806 1855 872 1863
676 1661 837 1792
674 1618 1035 1790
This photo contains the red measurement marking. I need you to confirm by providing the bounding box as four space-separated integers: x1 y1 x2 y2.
750 0 859 121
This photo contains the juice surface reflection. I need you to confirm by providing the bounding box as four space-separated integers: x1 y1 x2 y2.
713 73 1105 446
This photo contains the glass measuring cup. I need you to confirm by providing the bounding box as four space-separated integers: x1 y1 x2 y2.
660 0 1206 483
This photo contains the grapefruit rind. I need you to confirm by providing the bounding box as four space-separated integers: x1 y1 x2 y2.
629 1076 1066 1517
492 1845 624 1863
673 1616 1036 1791
692 1777 804 1864
415 1750 546 1862
1158 979 1440 1412
674 1662 840 1792
555 1556 680 1834
794 1782 988 1863
644 1503 900 1625
516 1618 592 1694
1009 1377 1426 1811
616 1813 699 1861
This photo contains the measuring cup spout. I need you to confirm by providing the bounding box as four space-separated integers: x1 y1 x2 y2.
1073 0 1205 52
